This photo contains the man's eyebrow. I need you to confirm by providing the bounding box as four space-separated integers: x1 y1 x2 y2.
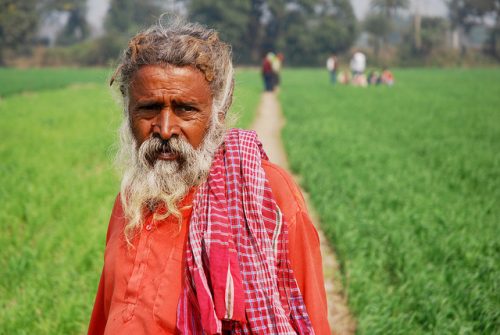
134 99 161 106
171 97 203 105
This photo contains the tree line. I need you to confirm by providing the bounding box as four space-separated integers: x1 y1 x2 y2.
0 0 498 67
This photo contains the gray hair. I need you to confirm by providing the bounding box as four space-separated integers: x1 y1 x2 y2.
110 18 234 118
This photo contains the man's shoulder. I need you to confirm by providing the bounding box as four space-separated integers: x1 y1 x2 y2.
262 160 308 222
262 160 293 188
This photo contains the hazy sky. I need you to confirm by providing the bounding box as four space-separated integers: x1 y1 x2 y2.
351 0 448 19
86 0 449 33
87 0 109 34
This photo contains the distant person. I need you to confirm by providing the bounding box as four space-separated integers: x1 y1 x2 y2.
368 70 380 85
272 52 284 90
338 69 351 85
326 53 338 84
350 51 366 76
262 52 274 91
381 67 394 86
351 73 368 87
88 19 330 334
349 52 367 88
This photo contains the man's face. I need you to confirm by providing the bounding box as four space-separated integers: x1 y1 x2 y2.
128 65 213 164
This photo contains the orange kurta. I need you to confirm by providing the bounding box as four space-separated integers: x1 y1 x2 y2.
88 161 330 334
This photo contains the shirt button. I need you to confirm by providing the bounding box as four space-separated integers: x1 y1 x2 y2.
146 224 152 231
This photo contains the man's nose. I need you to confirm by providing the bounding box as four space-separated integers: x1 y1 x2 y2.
154 108 181 140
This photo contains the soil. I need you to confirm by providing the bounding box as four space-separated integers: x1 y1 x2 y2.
251 91 357 335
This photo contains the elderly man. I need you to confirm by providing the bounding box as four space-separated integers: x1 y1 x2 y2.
88 20 330 335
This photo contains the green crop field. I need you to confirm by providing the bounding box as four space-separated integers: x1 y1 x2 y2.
232 69 263 128
0 84 120 334
0 68 260 334
280 68 500 334
3 66 497 334
0 68 110 97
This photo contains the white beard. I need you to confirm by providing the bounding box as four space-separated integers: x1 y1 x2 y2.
116 114 225 240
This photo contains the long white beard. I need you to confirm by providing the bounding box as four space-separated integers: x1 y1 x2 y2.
116 114 225 240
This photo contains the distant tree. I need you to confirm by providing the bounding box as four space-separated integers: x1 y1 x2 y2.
447 0 500 58
418 17 448 55
310 0 358 61
105 0 134 33
246 0 266 63
44 0 90 46
364 13 392 59
371 0 409 19
188 0 253 63
486 1 500 59
470 0 500 59
260 0 287 54
105 0 164 34
447 0 473 51
183 0 357 65
369 0 409 45
0 0 39 65
447 0 496 31
272 0 358 65
279 7 312 64
399 16 449 65
98 0 166 64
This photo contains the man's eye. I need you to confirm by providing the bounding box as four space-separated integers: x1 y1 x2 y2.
177 105 196 112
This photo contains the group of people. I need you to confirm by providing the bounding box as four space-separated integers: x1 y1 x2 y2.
327 51 395 87
368 68 395 86
262 52 284 92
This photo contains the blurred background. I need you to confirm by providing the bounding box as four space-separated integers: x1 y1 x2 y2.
1 0 499 68
0 1 499 334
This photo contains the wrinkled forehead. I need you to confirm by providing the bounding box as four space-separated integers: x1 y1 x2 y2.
124 63 217 95
117 33 220 93
128 64 214 104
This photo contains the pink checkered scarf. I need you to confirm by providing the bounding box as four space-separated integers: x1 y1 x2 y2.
177 129 314 334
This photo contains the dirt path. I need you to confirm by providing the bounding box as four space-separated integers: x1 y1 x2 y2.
251 92 356 335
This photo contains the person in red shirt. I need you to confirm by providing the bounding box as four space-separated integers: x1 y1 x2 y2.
262 52 275 92
88 19 330 335
381 67 394 86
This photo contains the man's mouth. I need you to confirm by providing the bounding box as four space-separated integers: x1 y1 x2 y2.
140 136 192 168
157 151 179 161
144 144 180 166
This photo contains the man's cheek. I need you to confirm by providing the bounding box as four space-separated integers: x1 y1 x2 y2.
129 117 147 144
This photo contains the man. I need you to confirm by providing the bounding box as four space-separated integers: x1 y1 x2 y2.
88 19 330 335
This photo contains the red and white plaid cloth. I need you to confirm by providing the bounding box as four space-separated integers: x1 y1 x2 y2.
177 129 314 334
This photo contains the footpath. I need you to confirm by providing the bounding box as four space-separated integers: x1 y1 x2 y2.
251 92 356 335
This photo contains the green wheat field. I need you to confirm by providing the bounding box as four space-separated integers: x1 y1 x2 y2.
1 67 499 334
281 68 499 334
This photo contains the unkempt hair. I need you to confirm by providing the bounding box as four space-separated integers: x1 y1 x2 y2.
110 18 234 117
